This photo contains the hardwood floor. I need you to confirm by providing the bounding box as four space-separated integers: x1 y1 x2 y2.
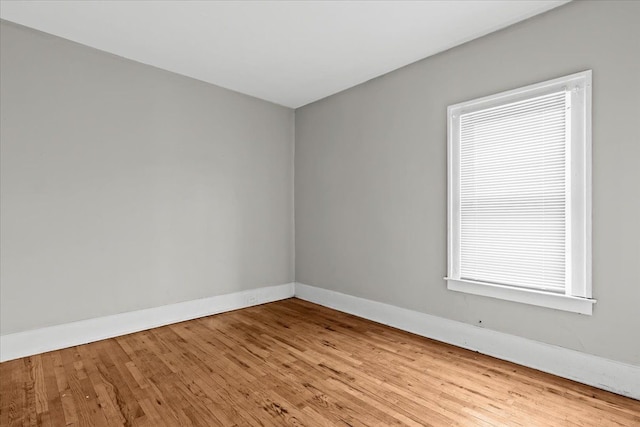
1 298 638 426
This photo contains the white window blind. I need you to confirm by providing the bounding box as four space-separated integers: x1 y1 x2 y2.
459 91 568 293
446 70 594 314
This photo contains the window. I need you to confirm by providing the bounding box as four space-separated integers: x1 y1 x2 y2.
446 71 594 314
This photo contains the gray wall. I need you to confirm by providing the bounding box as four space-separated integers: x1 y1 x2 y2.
0 21 294 335
295 0 640 365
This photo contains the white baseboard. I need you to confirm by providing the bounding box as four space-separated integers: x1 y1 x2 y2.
0 283 295 362
3 281 637 400
294 282 640 400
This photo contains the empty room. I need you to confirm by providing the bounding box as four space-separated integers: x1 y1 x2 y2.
1 0 639 425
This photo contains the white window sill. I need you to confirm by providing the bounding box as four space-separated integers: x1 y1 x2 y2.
445 278 596 315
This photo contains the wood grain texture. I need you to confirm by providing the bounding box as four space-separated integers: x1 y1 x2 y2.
1 298 638 426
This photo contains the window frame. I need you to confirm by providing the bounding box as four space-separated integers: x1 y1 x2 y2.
445 70 595 315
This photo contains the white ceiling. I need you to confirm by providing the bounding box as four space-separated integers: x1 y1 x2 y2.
0 1 569 108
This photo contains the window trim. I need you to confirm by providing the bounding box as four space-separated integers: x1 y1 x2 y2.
445 71 595 315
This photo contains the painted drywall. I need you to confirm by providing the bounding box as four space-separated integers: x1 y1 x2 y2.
295 0 640 365
0 21 294 335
